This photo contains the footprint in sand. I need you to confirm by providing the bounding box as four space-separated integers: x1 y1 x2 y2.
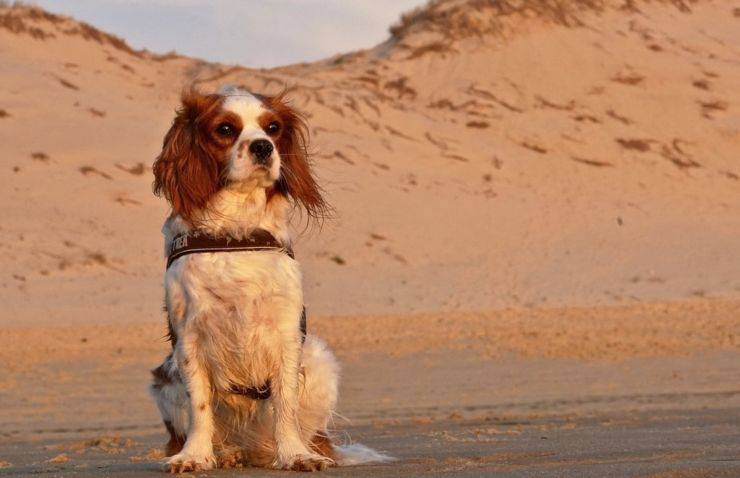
30 152 49 162
699 100 728 119
520 141 547 155
616 138 652 152
56 76 79 90
114 194 142 206
611 71 645 86
79 165 112 180
571 156 613 168
606 109 632 125
115 162 146 175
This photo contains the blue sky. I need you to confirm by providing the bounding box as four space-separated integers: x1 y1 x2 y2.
33 0 426 67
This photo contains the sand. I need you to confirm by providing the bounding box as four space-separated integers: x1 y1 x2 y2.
0 0 739 476
1 299 739 476
1 0 739 322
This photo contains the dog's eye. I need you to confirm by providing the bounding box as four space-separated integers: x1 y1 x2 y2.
216 123 236 137
266 121 281 136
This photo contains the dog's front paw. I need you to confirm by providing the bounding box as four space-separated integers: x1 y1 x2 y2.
277 453 335 472
215 447 245 469
164 450 216 474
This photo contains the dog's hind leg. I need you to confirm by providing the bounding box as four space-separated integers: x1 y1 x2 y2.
150 353 189 456
298 336 395 466
297 335 340 459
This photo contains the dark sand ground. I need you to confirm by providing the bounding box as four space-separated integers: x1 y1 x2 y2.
1 302 739 477
4 407 740 477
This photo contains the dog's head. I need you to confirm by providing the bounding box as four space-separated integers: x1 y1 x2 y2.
153 86 326 224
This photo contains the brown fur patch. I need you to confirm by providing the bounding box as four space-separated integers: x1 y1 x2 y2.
260 92 330 223
152 89 242 225
163 420 185 457
150 359 172 390
167 318 178 347
309 433 336 460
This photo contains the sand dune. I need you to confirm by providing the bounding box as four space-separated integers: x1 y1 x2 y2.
1 1 739 325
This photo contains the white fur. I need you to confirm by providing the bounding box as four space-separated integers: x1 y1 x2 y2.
158 183 332 471
150 87 391 472
335 444 397 466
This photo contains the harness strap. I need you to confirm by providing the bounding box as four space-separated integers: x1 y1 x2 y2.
167 228 293 269
229 380 272 400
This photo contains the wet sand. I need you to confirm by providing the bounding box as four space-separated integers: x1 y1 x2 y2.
1 300 739 477
5 407 740 477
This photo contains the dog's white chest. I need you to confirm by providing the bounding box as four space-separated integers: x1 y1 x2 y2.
165 251 303 390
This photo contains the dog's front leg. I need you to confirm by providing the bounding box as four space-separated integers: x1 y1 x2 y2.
271 308 334 471
165 328 216 473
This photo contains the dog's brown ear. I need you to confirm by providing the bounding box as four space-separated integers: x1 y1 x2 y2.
153 90 223 224
267 92 329 222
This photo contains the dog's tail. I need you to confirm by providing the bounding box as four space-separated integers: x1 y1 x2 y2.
335 443 396 466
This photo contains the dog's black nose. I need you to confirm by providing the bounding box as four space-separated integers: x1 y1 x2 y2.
249 139 274 164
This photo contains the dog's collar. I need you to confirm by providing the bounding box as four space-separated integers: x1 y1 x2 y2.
166 228 293 269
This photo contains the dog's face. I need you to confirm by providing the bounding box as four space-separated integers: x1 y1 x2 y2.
218 89 283 185
153 87 326 224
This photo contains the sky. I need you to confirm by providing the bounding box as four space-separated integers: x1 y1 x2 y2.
33 0 426 68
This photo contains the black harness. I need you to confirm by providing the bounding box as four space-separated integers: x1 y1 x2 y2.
167 228 292 268
167 228 306 400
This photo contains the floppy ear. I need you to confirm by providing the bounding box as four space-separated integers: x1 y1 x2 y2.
152 90 222 224
268 93 329 222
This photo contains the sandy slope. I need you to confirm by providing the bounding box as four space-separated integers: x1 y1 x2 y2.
0 1 739 325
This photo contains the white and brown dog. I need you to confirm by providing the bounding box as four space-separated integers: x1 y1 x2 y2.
149 86 386 473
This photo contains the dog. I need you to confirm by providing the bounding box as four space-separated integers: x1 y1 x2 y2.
149 86 386 472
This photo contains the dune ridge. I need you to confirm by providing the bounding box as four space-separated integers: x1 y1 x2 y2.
0 0 738 326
